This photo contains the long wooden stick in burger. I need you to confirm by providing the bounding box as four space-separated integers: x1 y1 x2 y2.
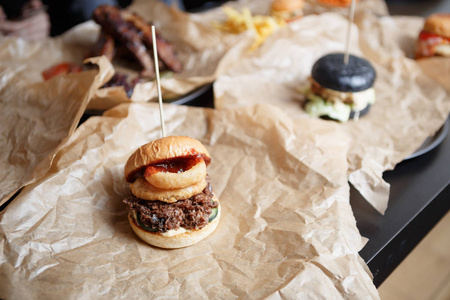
124 27 221 249
152 25 166 138
343 0 356 65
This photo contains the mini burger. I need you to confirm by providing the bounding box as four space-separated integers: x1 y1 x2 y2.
271 0 304 22
305 53 376 122
416 14 450 59
123 136 220 249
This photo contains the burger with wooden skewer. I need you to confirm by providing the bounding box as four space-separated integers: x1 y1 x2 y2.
304 53 376 122
122 26 220 249
123 136 220 249
304 0 376 122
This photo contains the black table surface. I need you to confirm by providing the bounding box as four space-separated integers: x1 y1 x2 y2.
352 117 450 287
363 0 450 287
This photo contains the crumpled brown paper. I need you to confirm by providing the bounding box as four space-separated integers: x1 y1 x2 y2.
0 0 253 111
0 103 379 299
214 11 450 213
355 13 450 92
0 56 113 206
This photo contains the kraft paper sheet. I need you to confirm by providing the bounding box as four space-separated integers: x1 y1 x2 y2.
214 12 450 213
0 103 379 299
0 0 253 111
0 56 113 206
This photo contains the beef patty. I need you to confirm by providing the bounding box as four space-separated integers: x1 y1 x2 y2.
124 177 217 232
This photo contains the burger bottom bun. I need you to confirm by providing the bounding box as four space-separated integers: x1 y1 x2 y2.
145 160 206 190
128 199 221 249
131 177 207 203
349 104 371 119
305 100 371 122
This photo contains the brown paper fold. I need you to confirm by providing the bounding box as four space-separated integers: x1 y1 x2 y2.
0 56 113 206
0 103 379 299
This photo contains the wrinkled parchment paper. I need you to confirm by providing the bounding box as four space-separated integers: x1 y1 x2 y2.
355 13 450 92
214 12 450 213
0 56 113 206
0 103 379 299
0 0 253 110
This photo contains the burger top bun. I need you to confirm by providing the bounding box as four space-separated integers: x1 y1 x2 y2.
125 136 210 183
423 14 450 39
271 0 304 12
311 53 376 93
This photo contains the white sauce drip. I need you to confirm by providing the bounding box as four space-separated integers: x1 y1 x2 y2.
159 227 188 237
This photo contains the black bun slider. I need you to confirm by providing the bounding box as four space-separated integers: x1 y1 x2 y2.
311 53 376 92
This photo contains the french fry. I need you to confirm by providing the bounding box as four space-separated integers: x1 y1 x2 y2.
213 7 286 50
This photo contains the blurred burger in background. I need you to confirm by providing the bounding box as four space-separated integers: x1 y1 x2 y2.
271 0 304 22
416 14 450 59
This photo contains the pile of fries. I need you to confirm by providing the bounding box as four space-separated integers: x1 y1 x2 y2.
214 7 286 51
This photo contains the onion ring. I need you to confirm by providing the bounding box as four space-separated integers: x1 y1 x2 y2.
144 159 206 190
131 177 207 203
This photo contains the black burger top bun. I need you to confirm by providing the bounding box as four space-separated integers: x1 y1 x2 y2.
311 53 376 92
305 53 377 122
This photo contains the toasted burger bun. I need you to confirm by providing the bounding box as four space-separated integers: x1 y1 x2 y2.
125 136 210 183
128 199 221 249
131 177 207 203
311 53 376 92
423 14 450 39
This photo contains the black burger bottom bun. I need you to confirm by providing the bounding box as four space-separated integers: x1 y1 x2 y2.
349 104 371 119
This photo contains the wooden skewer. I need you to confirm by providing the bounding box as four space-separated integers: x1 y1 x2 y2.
343 0 356 65
152 25 166 138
